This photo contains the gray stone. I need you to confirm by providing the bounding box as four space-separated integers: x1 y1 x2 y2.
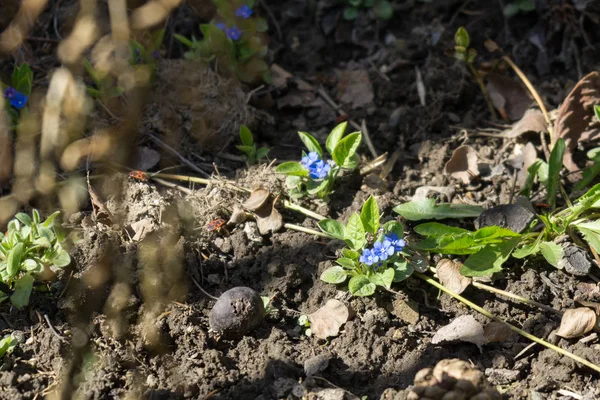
474 203 535 233
558 245 593 276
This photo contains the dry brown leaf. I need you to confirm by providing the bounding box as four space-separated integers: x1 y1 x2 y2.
242 188 271 211
308 299 351 339
483 321 513 343
336 70 374 109
436 259 471 294
575 299 600 315
486 72 533 121
553 72 600 171
431 315 486 350
228 206 248 225
444 145 479 184
555 307 597 339
255 205 282 235
501 109 547 138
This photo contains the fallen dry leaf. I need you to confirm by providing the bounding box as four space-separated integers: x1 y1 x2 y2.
308 299 351 339
436 259 471 294
390 298 420 325
501 109 547 138
336 70 374 109
228 206 248 225
553 71 600 171
555 307 597 339
432 315 486 350
242 188 271 211
444 145 480 184
255 205 282 235
486 72 533 121
574 299 600 316
483 321 513 343
129 218 155 241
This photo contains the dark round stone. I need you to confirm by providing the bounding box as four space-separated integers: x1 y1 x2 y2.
209 287 264 338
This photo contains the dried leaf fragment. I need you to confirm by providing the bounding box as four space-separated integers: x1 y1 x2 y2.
444 145 480 184
484 321 513 343
307 299 351 339
555 307 596 339
436 259 471 294
432 315 486 350
502 109 547 138
242 188 271 211
255 205 282 235
486 72 533 121
553 71 600 171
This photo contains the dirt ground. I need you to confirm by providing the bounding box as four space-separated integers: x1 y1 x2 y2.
1 0 600 399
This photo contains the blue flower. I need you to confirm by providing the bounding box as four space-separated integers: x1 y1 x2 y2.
215 22 226 31
359 248 379 266
226 26 242 40
235 5 253 19
301 151 319 169
386 233 406 253
308 160 331 180
151 50 160 59
4 86 17 99
372 240 394 261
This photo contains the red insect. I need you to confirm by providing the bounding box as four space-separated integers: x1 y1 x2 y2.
206 218 226 232
129 170 149 181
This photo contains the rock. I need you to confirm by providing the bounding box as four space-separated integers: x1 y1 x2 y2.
558 245 593 276
304 354 330 377
209 287 264 338
474 203 535 233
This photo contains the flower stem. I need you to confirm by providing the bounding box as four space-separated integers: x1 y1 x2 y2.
282 200 327 221
283 223 332 239
467 63 497 120
415 271 600 374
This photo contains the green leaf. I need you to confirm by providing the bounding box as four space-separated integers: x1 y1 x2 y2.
539 241 563 268
318 219 346 240
577 227 600 254
519 159 544 197
275 161 308 177
393 261 413 282
369 268 394 289
360 196 380 235
32 210 40 225
240 125 253 146
332 132 361 167
151 28 165 50
52 249 71 268
472 226 520 240
345 213 366 251
575 148 600 191
320 266 348 284
22 259 41 273
595 105 600 122
414 222 469 237
336 258 356 269
547 138 565 209
348 275 376 296
173 34 196 49
297 132 323 157
236 145 255 157
454 27 470 49
373 0 393 20
10 274 33 309
0 334 17 358
343 6 359 20
383 221 404 238
349 0 362 5
326 122 347 154
15 213 32 227
461 238 520 277
342 248 360 260
512 241 540 258
256 147 270 160
7 243 24 278
393 199 483 221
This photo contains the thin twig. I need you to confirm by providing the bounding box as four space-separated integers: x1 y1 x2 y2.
471 281 562 316
284 223 332 238
415 272 600 373
146 133 211 178
43 314 67 343
361 119 378 159
189 275 219 300
282 200 327 221
152 177 194 195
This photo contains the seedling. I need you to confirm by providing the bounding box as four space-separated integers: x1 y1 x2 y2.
452 27 497 119
503 0 535 17
275 122 362 199
341 0 393 21
0 210 70 309
0 334 17 358
1 63 33 122
297 314 312 337
318 196 412 296
174 1 270 83
237 125 270 165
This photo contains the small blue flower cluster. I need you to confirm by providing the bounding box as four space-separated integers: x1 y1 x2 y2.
3 86 27 109
301 152 333 180
359 233 406 266
216 5 253 41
